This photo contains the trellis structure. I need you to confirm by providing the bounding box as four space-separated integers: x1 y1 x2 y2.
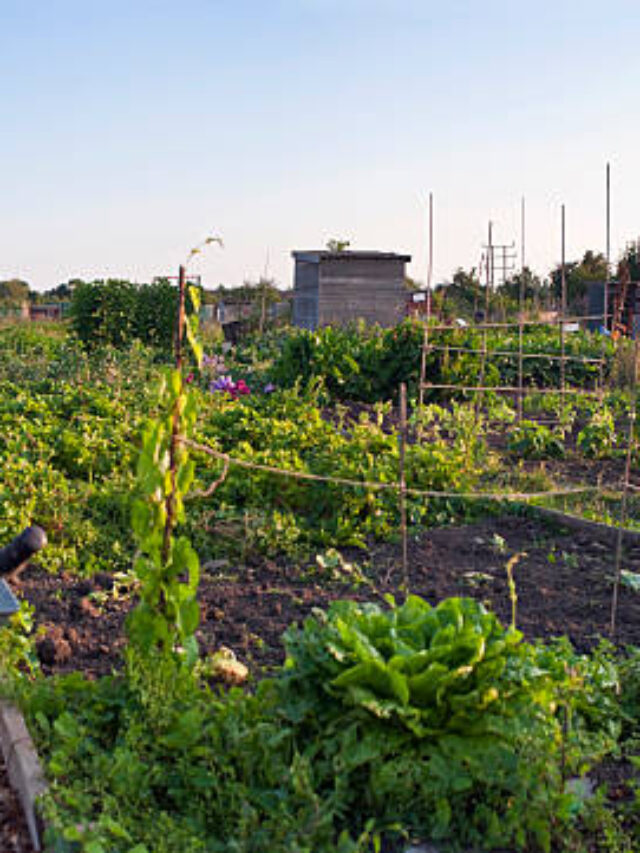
415 239 639 635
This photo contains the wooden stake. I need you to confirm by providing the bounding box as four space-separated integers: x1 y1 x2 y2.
610 338 639 636
399 383 408 593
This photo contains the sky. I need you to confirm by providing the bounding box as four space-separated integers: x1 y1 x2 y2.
1 0 640 292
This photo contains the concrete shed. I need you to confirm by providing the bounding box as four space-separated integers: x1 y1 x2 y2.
292 250 411 330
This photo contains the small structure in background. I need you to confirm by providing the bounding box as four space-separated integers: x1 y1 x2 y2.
29 302 67 321
588 279 640 338
407 290 431 318
200 285 292 343
292 250 411 330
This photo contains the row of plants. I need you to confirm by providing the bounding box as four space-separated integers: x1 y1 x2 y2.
0 329 159 575
264 321 618 404
0 323 634 575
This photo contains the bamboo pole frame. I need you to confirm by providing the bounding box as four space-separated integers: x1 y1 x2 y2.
422 344 604 365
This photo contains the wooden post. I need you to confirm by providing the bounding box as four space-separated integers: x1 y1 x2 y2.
163 264 187 564
175 264 186 372
418 193 434 435
399 383 409 593
518 263 525 422
560 205 567 407
610 338 639 636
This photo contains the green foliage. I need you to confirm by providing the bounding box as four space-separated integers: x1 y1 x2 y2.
24 594 630 853
0 329 161 575
0 278 30 305
269 321 614 405
70 279 178 353
0 602 40 687
194 390 485 556
550 250 608 309
127 368 201 661
277 595 576 851
577 406 617 458
508 420 566 460
270 320 424 402
29 659 380 853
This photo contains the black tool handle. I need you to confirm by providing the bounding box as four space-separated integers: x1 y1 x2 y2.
0 526 47 574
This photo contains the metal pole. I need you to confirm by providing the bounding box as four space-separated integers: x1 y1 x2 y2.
488 221 494 297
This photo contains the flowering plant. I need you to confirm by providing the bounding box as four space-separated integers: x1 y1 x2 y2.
210 375 251 399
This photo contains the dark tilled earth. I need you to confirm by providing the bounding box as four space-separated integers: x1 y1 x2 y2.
4 513 640 853
16 514 640 678
0 760 36 853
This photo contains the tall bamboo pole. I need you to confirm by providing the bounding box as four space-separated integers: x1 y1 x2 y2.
518 198 525 421
399 383 409 592
560 206 567 407
418 193 434 431
610 338 639 636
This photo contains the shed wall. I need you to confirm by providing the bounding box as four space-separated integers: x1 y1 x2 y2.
293 261 319 330
318 258 405 327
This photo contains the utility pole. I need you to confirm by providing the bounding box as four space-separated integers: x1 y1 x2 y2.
482 227 517 288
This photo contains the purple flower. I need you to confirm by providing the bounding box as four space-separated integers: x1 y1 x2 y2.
263 383 276 394
210 374 235 393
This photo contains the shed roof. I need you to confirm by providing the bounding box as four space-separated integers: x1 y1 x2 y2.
292 250 412 263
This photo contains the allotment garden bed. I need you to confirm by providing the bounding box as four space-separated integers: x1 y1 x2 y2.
1 319 640 852
21 514 640 679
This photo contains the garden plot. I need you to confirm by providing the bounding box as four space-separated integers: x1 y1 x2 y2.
0 320 639 852
19 514 640 680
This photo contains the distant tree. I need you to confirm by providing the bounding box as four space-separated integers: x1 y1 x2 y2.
30 281 74 304
497 267 545 303
0 279 29 305
617 240 640 280
435 267 482 318
404 276 423 292
326 239 351 252
549 250 607 309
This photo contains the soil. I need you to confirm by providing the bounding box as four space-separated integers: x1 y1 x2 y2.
16 514 640 679
0 760 35 852
7 513 640 852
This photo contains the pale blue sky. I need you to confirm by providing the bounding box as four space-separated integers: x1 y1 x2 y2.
1 0 639 291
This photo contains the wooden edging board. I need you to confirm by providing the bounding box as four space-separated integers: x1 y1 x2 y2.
0 700 46 851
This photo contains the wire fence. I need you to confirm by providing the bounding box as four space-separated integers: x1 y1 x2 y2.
417 267 639 635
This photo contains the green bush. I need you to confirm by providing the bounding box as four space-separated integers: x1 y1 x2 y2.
508 420 566 460
576 407 617 458
70 279 178 353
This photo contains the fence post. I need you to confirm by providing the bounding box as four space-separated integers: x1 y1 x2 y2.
610 338 639 636
399 383 409 592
